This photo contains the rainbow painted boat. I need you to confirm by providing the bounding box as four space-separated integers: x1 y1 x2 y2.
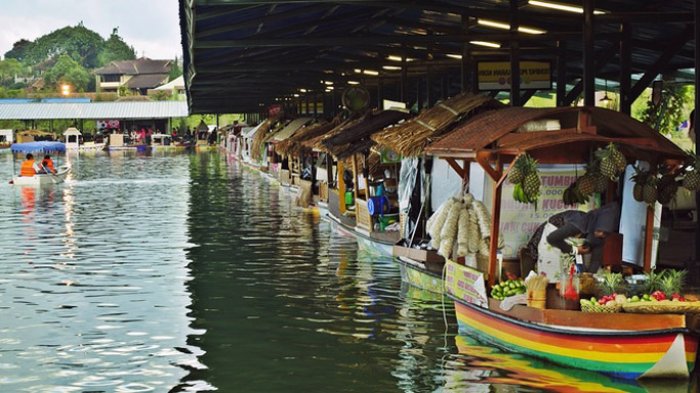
446 260 699 380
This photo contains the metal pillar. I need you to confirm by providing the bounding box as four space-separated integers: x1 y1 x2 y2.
509 0 521 106
461 14 473 93
583 0 595 106
619 22 632 114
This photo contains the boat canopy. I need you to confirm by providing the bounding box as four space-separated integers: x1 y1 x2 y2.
11 141 66 153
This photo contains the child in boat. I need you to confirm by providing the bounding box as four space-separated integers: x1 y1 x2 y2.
41 155 57 174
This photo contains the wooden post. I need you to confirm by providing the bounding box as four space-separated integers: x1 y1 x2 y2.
338 160 346 213
489 172 503 285
643 205 655 272
352 155 360 204
695 0 700 283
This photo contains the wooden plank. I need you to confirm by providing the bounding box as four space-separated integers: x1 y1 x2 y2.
337 160 346 213
476 150 500 181
445 157 466 178
488 299 687 330
488 170 503 285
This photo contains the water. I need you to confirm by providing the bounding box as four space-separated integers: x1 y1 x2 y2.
0 150 695 392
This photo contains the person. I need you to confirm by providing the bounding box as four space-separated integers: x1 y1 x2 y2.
233 120 243 136
19 153 39 177
546 202 620 272
41 155 57 174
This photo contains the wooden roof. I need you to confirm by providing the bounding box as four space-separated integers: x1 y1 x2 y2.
424 106 686 162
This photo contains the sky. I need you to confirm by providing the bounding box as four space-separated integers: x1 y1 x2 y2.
0 0 182 60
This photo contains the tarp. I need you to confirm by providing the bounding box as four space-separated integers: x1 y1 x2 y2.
11 141 66 153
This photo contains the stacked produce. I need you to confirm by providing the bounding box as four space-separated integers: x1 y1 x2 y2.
490 279 526 301
426 193 502 260
630 165 658 205
595 143 627 180
509 154 541 204
580 271 626 313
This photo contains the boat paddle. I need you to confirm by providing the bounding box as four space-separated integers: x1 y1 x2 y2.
40 163 58 184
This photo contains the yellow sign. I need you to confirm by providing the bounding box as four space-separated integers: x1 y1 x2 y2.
499 168 594 259
477 61 551 91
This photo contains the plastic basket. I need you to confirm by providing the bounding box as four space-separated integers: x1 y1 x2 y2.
580 300 622 313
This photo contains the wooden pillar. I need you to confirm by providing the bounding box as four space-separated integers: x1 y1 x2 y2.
338 160 346 213
488 170 503 285
695 0 700 283
583 0 595 106
352 155 360 204
619 22 632 114
556 41 567 107
643 205 655 272
509 0 521 107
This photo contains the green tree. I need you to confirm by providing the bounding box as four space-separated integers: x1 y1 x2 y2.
4 39 33 62
23 24 105 68
169 57 182 81
0 59 24 86
43 54 91 92
98 28 136 66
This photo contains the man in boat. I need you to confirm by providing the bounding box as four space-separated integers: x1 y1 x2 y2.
545 202 620 272
19 153 40 176
41 155 57 174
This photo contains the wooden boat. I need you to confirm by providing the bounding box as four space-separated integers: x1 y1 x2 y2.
12 165 71 186
394 245 445 294
423 107 697 380
453 335 688 392
446 260 698 380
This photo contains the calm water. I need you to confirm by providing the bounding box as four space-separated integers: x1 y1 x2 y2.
0 150 695 392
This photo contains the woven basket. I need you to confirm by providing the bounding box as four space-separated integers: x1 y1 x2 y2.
622 301 700 314
580 300 622 313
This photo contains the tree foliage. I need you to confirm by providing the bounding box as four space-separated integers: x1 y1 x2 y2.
169 57 183 81
22 24 105 69
43 54 91 92
0 59 25 85
98 28 136 66
640 81 694 136
4 39 32 62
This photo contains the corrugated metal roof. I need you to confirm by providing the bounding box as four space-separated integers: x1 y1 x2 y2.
0 101 189 120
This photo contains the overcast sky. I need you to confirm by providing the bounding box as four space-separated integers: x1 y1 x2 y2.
0 0 182 60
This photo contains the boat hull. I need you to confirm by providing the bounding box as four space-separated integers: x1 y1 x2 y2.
12 165 70 185
397 256 444 294
454 300 697 379
446 260 699 380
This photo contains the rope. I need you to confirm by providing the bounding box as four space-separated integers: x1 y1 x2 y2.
438 103 459 116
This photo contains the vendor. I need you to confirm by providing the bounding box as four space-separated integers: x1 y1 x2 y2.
546 202 620 272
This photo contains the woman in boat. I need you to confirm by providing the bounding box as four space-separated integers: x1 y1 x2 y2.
545 202 620 272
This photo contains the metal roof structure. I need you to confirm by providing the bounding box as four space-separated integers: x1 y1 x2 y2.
0 101 189 120
180 0 698 114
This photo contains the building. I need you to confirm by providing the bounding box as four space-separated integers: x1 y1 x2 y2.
94 58 172 95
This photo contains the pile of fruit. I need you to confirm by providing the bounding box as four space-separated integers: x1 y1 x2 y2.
682 154 700 191
490 279 526 301
631 164 681 206
509 154 541 205
562 144 627 206
581 293 627 313
595 143 627 180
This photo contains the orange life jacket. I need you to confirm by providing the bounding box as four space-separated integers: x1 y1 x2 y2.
20 159 36 177
43 158 55 172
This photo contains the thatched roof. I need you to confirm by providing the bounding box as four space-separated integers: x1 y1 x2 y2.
425 106 686 163
319 109 410 159
250 119 272 160
274 118 337 156
371 93 503 157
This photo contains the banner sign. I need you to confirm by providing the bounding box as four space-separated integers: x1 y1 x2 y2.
445 261 488 308
477 61 552 91
499 168 595 259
